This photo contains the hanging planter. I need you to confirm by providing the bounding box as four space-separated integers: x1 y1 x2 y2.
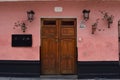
100 11 114 28
14 21 27 33
91 19 99 34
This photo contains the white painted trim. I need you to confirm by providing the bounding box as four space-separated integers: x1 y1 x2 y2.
40 16 77 18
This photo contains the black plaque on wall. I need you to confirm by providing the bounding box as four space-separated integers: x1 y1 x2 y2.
12 34 32 47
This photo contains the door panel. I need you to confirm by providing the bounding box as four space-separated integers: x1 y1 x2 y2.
60 19 76 38
42 28 57 37
60 39 76 74
61 28 75 36
41 18 58 38
41 18 77 74
41 38 58 74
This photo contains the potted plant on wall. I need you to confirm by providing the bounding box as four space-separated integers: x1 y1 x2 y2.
92 19 99 34
14 21 27 33
100 11 114 28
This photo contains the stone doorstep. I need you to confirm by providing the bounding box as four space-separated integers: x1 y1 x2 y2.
40 75 78 79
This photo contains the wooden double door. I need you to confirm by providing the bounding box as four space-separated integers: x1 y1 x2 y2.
41 18 77 75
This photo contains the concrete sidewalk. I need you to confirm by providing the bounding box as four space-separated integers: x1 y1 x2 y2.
0 77 120 80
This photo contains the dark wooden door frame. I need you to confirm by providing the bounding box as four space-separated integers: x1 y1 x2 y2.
40 18 77 75
118 22 120 65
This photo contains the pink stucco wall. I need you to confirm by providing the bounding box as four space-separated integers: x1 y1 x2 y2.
0 1 119 61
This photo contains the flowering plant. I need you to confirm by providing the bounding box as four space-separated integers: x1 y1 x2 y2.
100 11 114 28
92 19 99 34
14 20 27 32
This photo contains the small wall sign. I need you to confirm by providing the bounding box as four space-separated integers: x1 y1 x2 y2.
12 34 32 47
80 20 86 28
54 7 63 12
